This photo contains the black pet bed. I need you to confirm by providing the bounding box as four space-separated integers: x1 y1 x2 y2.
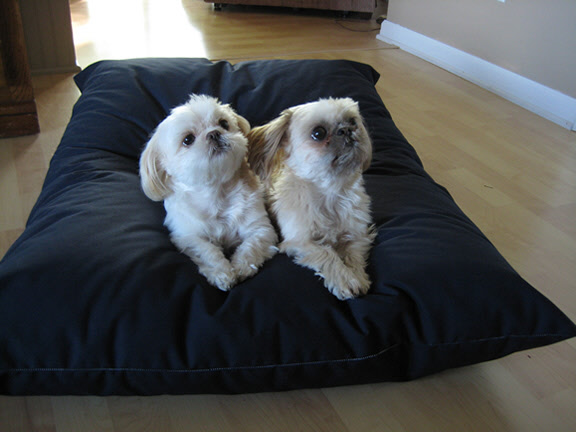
0 58 574 395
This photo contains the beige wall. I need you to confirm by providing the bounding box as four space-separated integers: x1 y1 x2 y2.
387 0 576 99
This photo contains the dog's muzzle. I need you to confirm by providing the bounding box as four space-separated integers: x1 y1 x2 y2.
330 129 360 170
207 130 230 156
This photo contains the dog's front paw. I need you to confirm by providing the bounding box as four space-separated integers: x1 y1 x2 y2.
322 267 371 301
231 244 278 283
350 268 371 296
233 261 259 283
200 263 237 292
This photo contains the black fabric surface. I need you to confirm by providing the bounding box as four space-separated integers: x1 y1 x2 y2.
0 58 574 395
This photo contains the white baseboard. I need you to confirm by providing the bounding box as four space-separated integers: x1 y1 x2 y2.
377 21 576 131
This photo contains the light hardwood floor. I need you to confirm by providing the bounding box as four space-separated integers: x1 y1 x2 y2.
1 1 575 430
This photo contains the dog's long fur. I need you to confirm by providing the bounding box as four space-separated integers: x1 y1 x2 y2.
140 95 278 291
247 98 375 300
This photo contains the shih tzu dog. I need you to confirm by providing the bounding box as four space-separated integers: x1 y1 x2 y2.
247 97 375 300
140 94 278 291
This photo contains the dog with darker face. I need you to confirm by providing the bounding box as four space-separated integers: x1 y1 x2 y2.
247 98 374 300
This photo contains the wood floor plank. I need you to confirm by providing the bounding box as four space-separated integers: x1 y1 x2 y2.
51 397 115 432
0 143 25 232
24 397 57 432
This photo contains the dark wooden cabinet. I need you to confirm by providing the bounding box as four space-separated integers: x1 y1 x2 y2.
0 0 40 138
205 1 376 14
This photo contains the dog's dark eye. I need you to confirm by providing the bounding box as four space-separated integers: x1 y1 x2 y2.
219 119 229 130
311 126 327 142
182 134 195 146
349 117 357 127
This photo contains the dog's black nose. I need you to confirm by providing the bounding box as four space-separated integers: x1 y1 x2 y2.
336 127 353 138
207 130 221 142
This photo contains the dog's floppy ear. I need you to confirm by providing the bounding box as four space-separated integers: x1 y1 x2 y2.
247 109 292 184
139 133 172 201
360 119 373 172
235 114 251 136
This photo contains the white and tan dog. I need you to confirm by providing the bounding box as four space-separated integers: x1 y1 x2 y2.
247 97 375 300
140 95 278 291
